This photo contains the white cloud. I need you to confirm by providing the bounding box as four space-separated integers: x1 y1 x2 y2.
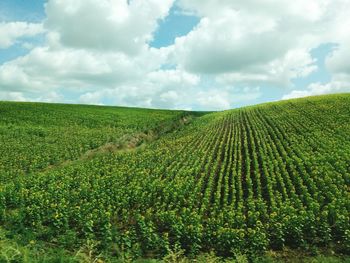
172 0 340 79
173 11 289 74
0 22 44 49
326 39 350 76
0 0 183 109
178 0 332 24
0 91 27 101
196 91 231 110
45 0 174 55
78 69 200 109
1 0 350 110
35 91 64 103
283 15 350 101
0 43 171 93
282 81 349 100
79 91 104 105
216 48 317 87
195 86 261 111
0 89 64 103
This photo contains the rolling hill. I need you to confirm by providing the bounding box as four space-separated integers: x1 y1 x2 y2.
0 94 349 262
0 102 188 180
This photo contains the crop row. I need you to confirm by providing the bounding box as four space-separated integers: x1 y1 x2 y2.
0 95 349 258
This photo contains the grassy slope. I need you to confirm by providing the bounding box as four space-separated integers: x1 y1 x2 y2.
0 94 350 262
0 101 188 180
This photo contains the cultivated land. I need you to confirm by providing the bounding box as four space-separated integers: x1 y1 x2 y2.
0 94 349 262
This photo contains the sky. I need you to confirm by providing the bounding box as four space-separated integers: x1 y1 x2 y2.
0 0 349 111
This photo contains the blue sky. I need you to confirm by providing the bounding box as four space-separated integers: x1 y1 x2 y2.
0 0 46 22
0 0 349 110
150 5 199 48
0 0 46 63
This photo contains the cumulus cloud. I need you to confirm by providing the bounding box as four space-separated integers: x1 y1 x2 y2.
216 48 317 87
0 0 350 110
173 0 340 78
0 0 181 108
196 91 231 110
0 22 44 49
282 81 349 100
0 45 174 104
178 0 331 21
173 11 288 74
194 86 261 111
171 0 350 103
0 91 27 101
283 11 350 101
326 41 350 76
45 0 174 55
78 69 200 109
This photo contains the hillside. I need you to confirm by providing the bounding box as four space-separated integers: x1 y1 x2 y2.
0 102 189 180
0 94 349 262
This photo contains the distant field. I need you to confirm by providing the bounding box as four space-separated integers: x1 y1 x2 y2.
0 102 186 180
0 94 349 262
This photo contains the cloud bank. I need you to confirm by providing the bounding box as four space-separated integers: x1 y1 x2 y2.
0 0 349 110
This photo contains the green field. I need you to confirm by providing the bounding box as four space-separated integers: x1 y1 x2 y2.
0 94 349 262
0 102 188 180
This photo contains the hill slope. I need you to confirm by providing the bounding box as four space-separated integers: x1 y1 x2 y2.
0 94 349 261
0 102 189 180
